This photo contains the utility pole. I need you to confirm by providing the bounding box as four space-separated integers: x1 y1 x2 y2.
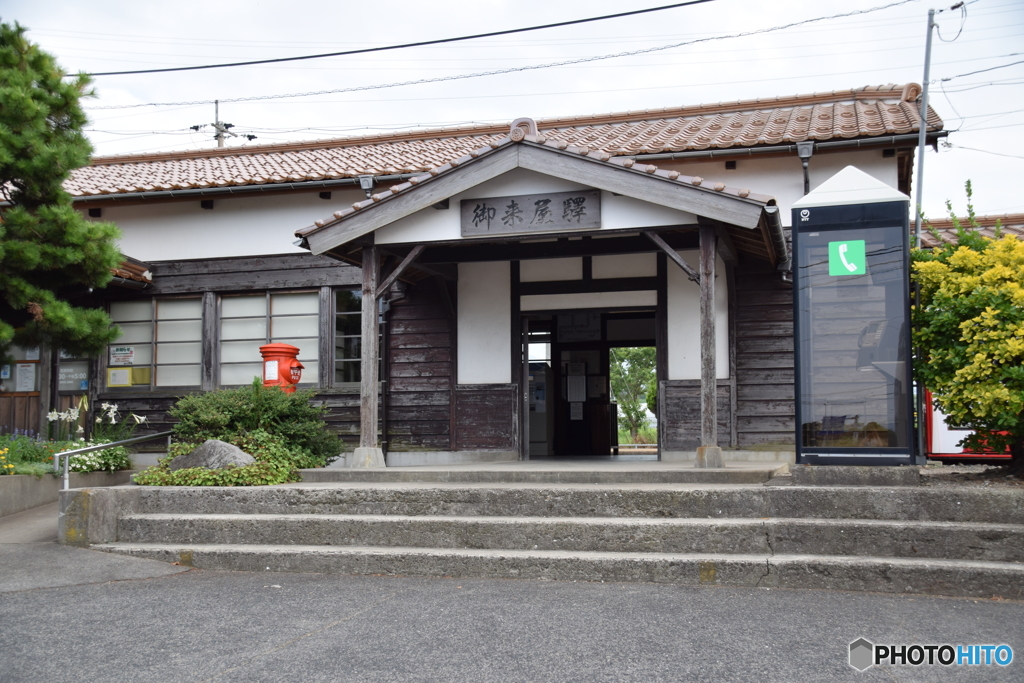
913 8 937 246
191 100 256 148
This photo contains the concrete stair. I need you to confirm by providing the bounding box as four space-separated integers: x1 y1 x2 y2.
74 474 1024 598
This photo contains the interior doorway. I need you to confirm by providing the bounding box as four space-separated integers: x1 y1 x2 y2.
523 310 657 458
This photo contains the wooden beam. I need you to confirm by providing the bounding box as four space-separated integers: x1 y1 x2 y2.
699 224 717 447
360 245 380 449
376 245 425 299
519 277 657 296
418 230 699 264
644 231 700 283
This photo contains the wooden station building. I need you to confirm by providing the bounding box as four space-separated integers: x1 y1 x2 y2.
0 84 945 465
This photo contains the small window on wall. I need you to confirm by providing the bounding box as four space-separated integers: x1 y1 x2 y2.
220 291 319 386
335 290 362 384
0 345 42 394
107 298 202 389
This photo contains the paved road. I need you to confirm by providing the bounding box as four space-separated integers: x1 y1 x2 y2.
1 507 1021 682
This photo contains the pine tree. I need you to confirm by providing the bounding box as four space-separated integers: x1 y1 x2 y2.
0 21 122 359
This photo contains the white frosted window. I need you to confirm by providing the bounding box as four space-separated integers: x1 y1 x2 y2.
222 295 266 317
220 290 320 386
220 340 263 363
114 322 153 344
110 301 152 322
156 320 202 342
273 338 317 360
156 364 201 387
156 342 201 365
272 292 318 315
220 363 262 386
271 315 318 338
107 296 201 389
157 299 202 320
221 318 267 341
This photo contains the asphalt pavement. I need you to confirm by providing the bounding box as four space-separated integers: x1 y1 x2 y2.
0 504 1021 682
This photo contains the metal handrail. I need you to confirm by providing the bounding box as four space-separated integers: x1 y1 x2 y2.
53 430 173 490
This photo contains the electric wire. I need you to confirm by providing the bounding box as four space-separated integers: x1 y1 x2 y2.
82 0 920 110
79 0 717 76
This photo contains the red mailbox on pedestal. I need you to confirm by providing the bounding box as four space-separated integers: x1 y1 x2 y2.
259 343 304 393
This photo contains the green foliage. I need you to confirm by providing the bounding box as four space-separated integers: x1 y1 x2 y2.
65 443 131 473
0 21 123 361
169 379 342 466
913 182 1024 472
609 346 657 443
133 429 304 486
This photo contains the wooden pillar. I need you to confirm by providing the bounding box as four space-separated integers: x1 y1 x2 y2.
699 223 718 450
359 245 380 451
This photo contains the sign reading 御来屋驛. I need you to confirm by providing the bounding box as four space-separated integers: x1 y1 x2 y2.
461 190 600 236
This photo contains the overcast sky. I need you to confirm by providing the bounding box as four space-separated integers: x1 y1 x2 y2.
4 0 1022 218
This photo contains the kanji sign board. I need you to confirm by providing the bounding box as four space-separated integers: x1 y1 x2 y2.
461 190 600 236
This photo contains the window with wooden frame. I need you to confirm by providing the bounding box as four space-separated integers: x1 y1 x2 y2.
219 291 319 387
107 298 202 389
334 289 363 386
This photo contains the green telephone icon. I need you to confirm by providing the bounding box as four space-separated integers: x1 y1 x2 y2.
828 240 866 276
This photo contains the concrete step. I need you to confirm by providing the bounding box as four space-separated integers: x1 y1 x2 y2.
117 513 1024 562
124 484 1024 524
94 542 1024 599
300 467 783 485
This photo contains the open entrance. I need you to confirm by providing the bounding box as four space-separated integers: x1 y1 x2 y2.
523 310 657 459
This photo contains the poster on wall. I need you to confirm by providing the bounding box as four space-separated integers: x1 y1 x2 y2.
24 348 40 361
570 402 584 421
0 365 9 380
109 346 135 365
15 363 35 392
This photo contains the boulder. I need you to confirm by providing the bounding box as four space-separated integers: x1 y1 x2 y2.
168 439 255 471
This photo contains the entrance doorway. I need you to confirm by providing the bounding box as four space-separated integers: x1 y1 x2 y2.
523 311 657 458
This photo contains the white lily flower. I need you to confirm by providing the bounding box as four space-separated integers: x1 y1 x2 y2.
132 414 148 424
47 411 59 422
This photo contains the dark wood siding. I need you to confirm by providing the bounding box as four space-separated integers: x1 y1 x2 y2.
660 380 731 451
385 281 454 451
146 253 360 294
453 384 518 451
734 260 796 447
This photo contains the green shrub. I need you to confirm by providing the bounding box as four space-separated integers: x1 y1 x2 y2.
133 429 305 487
168 379 341 467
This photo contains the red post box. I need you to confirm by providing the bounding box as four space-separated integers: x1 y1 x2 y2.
259 343 304 393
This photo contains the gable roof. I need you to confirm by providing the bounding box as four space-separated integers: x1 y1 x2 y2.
296 120 786 266
69 83 941 198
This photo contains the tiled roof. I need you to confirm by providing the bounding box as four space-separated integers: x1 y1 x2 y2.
70 84 941 198
920 214 1024 248
298 126 775 240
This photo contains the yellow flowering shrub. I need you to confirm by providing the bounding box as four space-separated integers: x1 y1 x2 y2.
913 214 1024 472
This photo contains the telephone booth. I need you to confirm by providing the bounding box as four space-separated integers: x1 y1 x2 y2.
791 167 916 465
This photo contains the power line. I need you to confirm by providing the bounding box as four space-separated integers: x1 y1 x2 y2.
80 0 716 77
938 57 1024 82
945 143 1024 159
84 0 920 110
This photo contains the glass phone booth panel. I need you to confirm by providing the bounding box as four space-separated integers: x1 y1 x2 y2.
793 201 914 465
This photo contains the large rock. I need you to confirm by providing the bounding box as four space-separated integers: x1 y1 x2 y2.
168 440 255 471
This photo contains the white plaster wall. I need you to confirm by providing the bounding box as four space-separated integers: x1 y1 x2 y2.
520 257 583 282
521 291 656 311
592 253 657 279
667 251 728 380
668 149 899 228
375 168 697 245
457 261 511 384
96 187 366 261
